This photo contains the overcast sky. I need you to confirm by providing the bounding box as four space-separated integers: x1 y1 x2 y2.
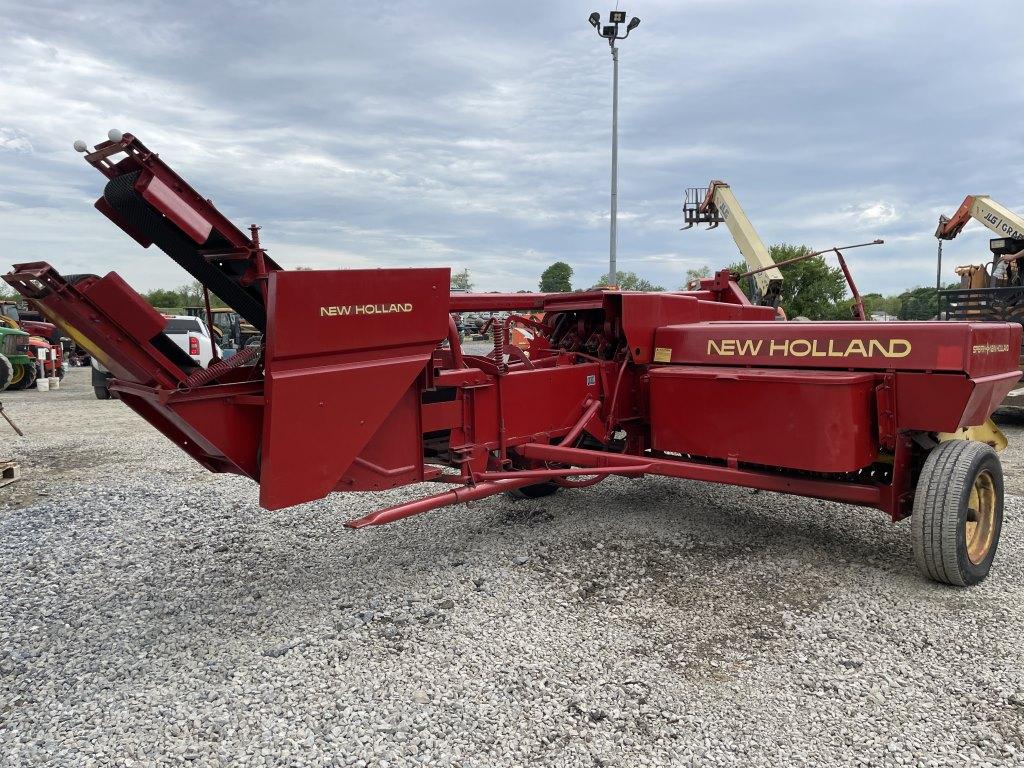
1 0 1023 296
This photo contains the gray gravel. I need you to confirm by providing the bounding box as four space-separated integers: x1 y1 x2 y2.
2 368 1024 767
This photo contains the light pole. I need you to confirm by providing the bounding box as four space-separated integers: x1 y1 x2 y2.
589 10 640 285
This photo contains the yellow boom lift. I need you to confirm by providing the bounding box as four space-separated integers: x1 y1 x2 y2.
935 195 1024 292
682 180 784 306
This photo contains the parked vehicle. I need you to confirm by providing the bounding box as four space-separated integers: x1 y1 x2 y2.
0 326 32 391
182 307 258 357
1 301 69 388
165 315 218 367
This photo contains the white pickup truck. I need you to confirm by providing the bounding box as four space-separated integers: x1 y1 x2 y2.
92 315 219 399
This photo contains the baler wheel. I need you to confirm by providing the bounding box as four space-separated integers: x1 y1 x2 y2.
912 440 1003 586
0 354 12 392
506 482 560 500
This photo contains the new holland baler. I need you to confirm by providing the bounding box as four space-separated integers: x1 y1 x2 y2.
6 132 1021 586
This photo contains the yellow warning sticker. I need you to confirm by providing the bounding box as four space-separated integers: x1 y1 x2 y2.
653 347 672 363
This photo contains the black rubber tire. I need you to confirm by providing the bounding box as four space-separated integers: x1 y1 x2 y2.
94 386 111 400
912 440 1003 586
7 363 36 391
506 482 561 500
0 353 12 392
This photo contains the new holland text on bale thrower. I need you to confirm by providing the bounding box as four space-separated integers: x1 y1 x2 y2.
6 132 1022 586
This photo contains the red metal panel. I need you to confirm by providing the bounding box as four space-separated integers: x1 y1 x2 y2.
265 268 449 362
649 366 878 472
84 272 167 345
447 290 614 313
260 360 428 510
963 323 1023 377
620 294 700 363
450 293 547 312
655 321 1021 375
619 294 775 363
339 387 424 491
258 268 450 510
895 372 973 432
960 371 1023 427
137 172 214 244
499 364 603 443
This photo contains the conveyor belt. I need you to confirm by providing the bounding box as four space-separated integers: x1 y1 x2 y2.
103 171 268 330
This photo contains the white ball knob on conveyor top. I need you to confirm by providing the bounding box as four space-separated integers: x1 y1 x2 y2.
107 129 123 143
73 140 88 153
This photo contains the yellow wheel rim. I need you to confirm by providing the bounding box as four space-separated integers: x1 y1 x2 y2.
966 470 997 565
9 364 24 385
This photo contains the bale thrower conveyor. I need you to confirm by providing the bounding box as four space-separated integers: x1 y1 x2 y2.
6 132 1022 586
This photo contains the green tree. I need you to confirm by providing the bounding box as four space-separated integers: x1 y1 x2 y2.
728 244 847 319
539 261 573 292
897 286 958 320
178 280 204 307
143 288 185 308
843 292 902 320
772 245 848 319
682 265 711 289
593 271 665 292
451 268 473 292
142 280 227 310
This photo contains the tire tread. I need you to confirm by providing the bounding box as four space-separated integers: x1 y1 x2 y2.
912 440 998 586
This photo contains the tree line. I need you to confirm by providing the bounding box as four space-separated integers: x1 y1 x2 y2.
527 245 950 320
142 281 229 311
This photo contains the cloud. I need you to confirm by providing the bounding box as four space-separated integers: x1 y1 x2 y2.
0 0 1022 297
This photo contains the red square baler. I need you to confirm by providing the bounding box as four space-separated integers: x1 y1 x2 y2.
6 133 1021 586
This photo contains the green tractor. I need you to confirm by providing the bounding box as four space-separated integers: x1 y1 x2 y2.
0 325 33 391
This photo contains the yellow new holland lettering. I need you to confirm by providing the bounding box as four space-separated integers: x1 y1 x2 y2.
706 336 914 359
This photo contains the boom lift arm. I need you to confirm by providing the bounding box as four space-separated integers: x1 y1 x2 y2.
683 180 784 306
936 196 1024 290
936 195 1024 242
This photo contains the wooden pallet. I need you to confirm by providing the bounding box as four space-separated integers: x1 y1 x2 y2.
0 461 20 488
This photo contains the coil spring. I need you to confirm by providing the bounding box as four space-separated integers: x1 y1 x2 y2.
492 322 506 373
179 344 261 389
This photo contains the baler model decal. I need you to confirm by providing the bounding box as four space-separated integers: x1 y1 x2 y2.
972 343 1011 354
6 129 1023 587
319 303 414 317
706 338 912 359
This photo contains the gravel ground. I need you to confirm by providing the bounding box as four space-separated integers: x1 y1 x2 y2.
2 368 1024 767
